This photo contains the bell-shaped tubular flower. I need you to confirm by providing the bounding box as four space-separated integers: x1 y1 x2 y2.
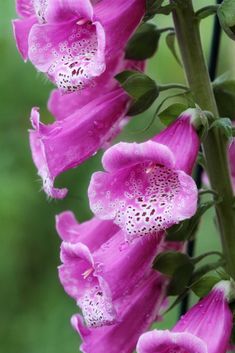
153 109 200 174
13 0 145 92
56 211 164 327
48 58 145 120
71 271 168 353
88 110 200 241
29 88 130 198
137 280 233 353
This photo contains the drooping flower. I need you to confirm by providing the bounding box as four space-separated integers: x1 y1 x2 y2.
136 280 233 353
88 110 200 241
71 271 168 353
47 58 145 120
56 211 163 327
29 87 130 198
13 0 145 93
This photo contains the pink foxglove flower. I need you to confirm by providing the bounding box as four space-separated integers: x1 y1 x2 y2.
48 58 145 120
88 110 200 241
56 211 163 327
13 0 145 92
71 271 167 353
29 88 130 198
136 280 233 353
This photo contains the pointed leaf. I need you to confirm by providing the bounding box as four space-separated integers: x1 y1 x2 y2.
125 23 160 60
218 0 235 40
213 73 235 120
210 118 233 139
158 103 187 126
191 275 221 297
191 259 226 284
153 251 192 276
116 71 159 115
166 32 182 66
167 262 194 296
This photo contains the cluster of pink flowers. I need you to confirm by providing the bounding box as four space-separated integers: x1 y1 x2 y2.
13 1 234 353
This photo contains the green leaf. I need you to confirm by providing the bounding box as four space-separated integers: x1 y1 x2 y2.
213 73 235 120
191 259 226 284
167 262 194 295
217 0 235 40
210 118 233 139
166 200 217 242
153 251 192 276
216 268 231 280
115 70 159 115
195 5 218 21
125 23 160 60
166 32 182 66
191 275 220 297
157 103 187 126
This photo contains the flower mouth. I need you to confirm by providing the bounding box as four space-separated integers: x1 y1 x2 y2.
82 267 94 279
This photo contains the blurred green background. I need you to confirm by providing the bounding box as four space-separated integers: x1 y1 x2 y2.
0 1 234 352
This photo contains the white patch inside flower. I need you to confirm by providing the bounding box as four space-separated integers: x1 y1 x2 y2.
78 287 115 327
50 23 102 93
33 0 48 23
114 165 181 239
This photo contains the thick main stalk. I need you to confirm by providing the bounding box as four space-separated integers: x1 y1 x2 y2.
172 1 235 278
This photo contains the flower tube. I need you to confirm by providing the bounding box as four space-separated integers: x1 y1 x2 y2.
137 281 233 353
29 87 130 198
13 0 145 92
88 110 200 241
71 271 168 353
57 211 163 327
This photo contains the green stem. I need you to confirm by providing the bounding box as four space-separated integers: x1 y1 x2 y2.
158 83 189 91
172 1 235 278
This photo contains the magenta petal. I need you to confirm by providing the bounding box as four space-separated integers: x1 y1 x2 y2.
28 19 106 92
173 283 233 353
89 144 197 241
102 141 175 172
56 211 118 249
92 231 163 300
29 108 68 199
45 0 94 23
138 282 233 353
95 0 145 55
59 241 116 327
29 89 129 198
12 17 36 61
172 170 198 221
48 56 144 120
16 0 34 18
137 330 207 353
153 110 200 174
57 211 166 329
71 272 167 353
